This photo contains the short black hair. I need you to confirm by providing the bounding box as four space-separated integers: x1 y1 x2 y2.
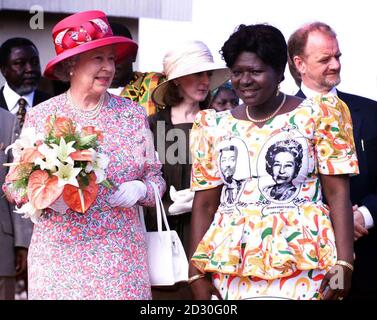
221 24 287 78
0 37 38 67
109 22 133 39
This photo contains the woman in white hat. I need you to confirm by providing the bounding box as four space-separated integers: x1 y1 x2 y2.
147 40 229 298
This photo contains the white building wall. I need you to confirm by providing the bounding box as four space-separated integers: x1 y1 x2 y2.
0 0 192 20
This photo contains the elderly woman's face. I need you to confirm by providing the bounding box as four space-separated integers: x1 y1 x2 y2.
230 52 281 108
272 151 296 184
71 46 116 93
175 71 212 103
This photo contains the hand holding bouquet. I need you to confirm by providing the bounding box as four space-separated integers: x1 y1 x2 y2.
2 115 110 223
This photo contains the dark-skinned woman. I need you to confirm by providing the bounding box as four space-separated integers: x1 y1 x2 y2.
188 24 357 300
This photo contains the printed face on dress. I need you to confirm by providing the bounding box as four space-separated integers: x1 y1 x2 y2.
2 45 41 96
220 148 237 182
230 52 281 108
211 88 239 112
271 151 296 185
175 71 212 103
295 31 341 93
71 46 116 95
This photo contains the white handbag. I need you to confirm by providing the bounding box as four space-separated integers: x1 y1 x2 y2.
139 182 189 286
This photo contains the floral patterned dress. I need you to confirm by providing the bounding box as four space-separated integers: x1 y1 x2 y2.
190 96 358 300
25 93 165 300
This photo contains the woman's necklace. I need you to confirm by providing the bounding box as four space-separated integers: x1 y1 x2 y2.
246 94 287 123
66 90 105 120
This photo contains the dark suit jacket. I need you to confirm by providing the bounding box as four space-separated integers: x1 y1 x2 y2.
297 89 377 298
0 86 51 110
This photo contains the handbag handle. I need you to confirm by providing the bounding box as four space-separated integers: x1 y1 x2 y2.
139 182 170 233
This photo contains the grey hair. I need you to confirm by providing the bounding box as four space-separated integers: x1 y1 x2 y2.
52 56 79 82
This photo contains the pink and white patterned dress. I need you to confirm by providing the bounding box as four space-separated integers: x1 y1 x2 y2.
25 93 166 300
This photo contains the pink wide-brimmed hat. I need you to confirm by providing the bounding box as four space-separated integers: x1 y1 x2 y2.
44 10 138 79
151 40 230 107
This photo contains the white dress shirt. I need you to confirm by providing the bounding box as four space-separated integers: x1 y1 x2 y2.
300 83 374 229
301 82 338 99
3 82 34 115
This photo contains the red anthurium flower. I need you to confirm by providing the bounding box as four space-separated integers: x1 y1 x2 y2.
27 170 64 209
20 147 43 164
69 149 94 162
63 172 99 213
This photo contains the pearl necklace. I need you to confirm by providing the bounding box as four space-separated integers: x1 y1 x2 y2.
66 90 105 120
246 94 287 123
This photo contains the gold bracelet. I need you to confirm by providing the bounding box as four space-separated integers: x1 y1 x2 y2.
336 260 354 272
187 273 206 285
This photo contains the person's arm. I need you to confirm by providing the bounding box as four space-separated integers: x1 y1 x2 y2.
137 108 166 206
356 101 377 232
188 109 223 299
188 186 222 300
9 114 33 276
353 205 370 241
319 174 354 300
358 195 377 228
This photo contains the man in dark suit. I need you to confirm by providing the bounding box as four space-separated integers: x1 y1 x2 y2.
0 37 49 299
0 109 33 299
0 37 50 128
288 22 377 300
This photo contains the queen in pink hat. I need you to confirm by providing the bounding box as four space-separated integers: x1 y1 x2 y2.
24 10 166 300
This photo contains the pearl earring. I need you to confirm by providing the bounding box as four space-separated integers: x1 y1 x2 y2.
276 84 281 96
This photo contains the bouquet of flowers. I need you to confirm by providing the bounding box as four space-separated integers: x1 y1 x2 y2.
2 115 110 223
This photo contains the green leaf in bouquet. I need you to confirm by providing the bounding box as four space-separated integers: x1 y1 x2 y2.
45 135 60 146
62 134 78 145
78 173 90 188
77 161 87 170
101 179 113 189
13 177 28 191
77 134 98 149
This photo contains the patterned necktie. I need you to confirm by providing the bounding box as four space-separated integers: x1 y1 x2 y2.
17 98 27 129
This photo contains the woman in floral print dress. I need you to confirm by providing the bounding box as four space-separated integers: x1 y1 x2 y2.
24 11 165 299
188 24 358 300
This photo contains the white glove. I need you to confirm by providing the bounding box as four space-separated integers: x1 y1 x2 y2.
168 186 194 216
109 180 147 208
169 186 195 203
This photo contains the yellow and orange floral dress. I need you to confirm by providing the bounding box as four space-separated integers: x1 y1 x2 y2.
190 96 358 300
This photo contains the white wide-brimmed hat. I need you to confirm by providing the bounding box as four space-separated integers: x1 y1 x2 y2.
151 40 230 107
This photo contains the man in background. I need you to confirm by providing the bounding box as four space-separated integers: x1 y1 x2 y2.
108 22 165 116
288 21 377 300
0 37 50 128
